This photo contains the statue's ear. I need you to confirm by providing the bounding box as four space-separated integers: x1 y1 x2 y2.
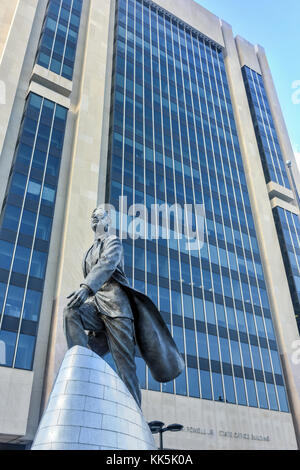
103 213 111 232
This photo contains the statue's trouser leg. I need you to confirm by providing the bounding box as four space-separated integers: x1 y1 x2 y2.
101 315 142 409
63 302 103 349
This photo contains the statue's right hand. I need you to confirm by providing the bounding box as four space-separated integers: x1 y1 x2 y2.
67 287 89 308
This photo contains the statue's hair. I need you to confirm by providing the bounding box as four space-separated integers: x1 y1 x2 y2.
91 206 109 217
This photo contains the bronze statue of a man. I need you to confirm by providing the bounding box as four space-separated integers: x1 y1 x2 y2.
64 206 184 407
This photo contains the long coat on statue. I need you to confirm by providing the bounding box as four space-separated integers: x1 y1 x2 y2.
81 233 184 383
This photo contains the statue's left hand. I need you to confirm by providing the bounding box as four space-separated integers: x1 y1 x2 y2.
67 286 89 308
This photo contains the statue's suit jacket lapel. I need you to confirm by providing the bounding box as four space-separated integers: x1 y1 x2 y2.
82 240 104 277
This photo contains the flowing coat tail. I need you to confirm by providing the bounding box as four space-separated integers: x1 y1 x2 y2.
121 283 185 383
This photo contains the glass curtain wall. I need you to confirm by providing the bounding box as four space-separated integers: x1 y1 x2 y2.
35 0 83 80
106 0 289 412
243 65 300 334
0 93 68 370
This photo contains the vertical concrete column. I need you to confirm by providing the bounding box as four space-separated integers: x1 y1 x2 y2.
220 20 300 446
0 0 19 62
256 45 300 206
41 0 116 415
0 0 39 204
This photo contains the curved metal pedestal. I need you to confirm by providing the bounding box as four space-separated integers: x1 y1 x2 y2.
31 346 156 450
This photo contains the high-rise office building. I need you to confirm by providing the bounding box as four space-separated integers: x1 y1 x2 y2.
0 0 299 450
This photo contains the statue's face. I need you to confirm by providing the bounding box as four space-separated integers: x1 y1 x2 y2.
91 208 110 234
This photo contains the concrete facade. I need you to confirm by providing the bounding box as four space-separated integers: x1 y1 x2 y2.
0 0 299 450
142 390 297 450
0 367 33 442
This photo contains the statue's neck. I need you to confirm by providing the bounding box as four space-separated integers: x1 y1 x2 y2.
94 230 109 243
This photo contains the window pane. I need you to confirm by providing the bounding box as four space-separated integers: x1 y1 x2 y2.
266 383 279 411
200 370 212 400
256 381 268 409
235 376 247 405
208 335 220 361
16 143 33 164
212 372 224 402
30 250 48 279
20 210 37 237
32 149 47 171
0 330 17 367
15 334 36 370
230 340 242 366
159 287 170 313
188 367 200 398
270 350 282 375
205 301 216 324
240 342 252 368
135 356 146 389
42 185 56 205
261 348 272 373
0 240 14 270
46 155 60 178
0 282 6 313
36 214 52 241
277 385 289 412
162 379 174 394
12 245 31 275
10 173 27 196
23 289 42 322
183 294 193 319
219 337 231 363
224 374 236 404
176 368 187 396
194 297 204 322
185 328 197 356
27 180 41 200
251 345 263 370
4 285 24 318
28 93 43 110
2 205 21 232
173 325 185 354
216 304 226 328
246 379 258 407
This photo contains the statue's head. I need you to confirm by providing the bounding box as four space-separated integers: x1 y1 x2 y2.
91 206 111 236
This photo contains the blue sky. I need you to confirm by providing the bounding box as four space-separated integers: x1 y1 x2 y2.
195 0 300 165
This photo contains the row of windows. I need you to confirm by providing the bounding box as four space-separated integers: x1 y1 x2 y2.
242 66 290 189
106 0 289 411
242 65 299 331
124 261 274 335
0 93 68 370
273 207 300 326
110 181 261 262
111 154 255 219
123 242 270 304
36 0 83 80
131 356 288 411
